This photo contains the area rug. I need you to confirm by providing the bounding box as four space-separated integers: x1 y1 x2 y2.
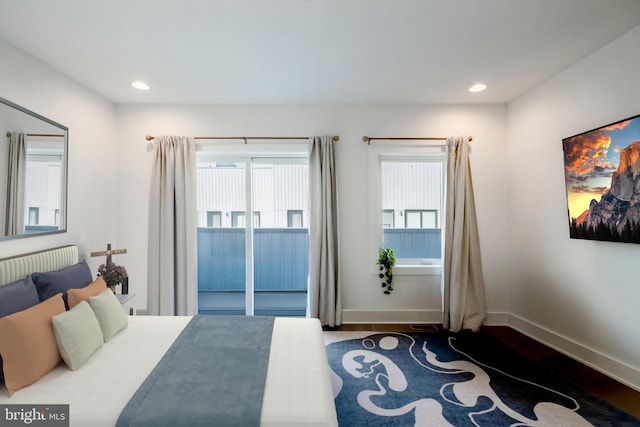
324 331 640 426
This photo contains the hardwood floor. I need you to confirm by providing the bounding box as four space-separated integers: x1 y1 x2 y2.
329 323 640 419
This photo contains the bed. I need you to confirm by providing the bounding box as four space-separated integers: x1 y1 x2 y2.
0 245 338 427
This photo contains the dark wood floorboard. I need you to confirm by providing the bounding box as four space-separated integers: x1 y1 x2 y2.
329 323 640 418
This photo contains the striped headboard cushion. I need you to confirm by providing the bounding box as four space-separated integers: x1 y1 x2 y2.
0 245 79 286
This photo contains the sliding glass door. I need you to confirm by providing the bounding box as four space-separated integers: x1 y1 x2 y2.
252 160 308 316
197 160 247 315
196 154 308 316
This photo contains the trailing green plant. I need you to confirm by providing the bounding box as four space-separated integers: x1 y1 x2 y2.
377 247 396 294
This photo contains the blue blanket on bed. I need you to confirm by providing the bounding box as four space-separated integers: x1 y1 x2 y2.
116 315 275 427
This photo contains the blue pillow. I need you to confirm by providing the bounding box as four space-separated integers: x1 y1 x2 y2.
0 275 40 384
32 260 93 304
0 275 39 317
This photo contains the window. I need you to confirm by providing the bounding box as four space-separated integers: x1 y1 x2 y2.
404 209 438 228
231 211 245 228
231 211 261 228
369 146 445 274
382 209 394 228
28 207 39 225
207 211 222 228
287 210 303 228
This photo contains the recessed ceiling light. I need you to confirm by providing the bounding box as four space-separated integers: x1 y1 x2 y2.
131 81 150 90
469 83 487 93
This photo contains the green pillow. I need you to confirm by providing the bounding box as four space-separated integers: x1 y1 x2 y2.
89 289 128 341
52 301 103 370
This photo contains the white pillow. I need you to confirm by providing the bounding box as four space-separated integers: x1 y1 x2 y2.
89 289 128 341
52 300 103 370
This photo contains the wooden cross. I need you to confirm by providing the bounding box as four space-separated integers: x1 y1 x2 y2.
90 243 127 265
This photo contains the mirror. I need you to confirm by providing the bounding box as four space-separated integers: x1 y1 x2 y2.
0 96 67 240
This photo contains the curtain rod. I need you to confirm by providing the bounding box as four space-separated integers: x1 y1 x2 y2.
146 135 339 143
362 136 473 145
5 132 65 138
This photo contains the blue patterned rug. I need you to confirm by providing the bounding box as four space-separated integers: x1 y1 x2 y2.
325 331 639 426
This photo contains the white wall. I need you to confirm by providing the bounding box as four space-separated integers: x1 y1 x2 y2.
507 26 640 389
115 103 509 322
0 40 119 272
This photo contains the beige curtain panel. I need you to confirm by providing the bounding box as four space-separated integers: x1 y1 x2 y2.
307 135 342 327
147 135 198 316
442 136 487 332
5 132 26 236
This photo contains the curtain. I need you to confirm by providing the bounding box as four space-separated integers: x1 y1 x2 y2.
442 136 487 332
308 135 342 327
147 136 198 316
5 132 26 236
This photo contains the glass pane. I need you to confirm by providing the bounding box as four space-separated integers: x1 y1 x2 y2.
288 210 303 228
207 211 221 228
28 207 39 225
405 211 421 228
422 211 437 228
252 162 308 316
232 212 245 227
381 160 442 259
196 161 246 315
382 210 394 228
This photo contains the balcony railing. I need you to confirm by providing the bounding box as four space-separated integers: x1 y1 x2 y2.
383 228 442 259
197 227 309 315
197 227 309 291
196 227 440 315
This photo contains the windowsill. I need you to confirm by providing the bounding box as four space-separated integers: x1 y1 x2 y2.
393 264 442 276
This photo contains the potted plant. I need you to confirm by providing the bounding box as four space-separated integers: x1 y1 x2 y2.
377 247 396 294
98 262 128 293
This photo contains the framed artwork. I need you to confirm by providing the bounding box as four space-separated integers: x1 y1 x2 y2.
563 114 640 243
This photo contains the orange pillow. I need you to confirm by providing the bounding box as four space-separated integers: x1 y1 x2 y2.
66 277 107 309
0 293 65 396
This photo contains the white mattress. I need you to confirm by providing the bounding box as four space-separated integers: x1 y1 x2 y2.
0 316 338 427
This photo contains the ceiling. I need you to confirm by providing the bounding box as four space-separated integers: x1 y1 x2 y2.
1 0 640 105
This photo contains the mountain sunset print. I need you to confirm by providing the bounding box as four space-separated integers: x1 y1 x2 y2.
563 114 640 243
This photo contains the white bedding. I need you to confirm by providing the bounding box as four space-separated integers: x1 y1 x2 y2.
0 316 338 427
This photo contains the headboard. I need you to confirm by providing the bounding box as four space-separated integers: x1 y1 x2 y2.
0 245 79 286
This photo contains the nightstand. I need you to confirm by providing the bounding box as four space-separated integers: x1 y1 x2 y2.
116 293 136 315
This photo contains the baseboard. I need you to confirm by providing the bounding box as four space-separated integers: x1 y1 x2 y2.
484 311 510 326
341 309 442 324
507 313 640 392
